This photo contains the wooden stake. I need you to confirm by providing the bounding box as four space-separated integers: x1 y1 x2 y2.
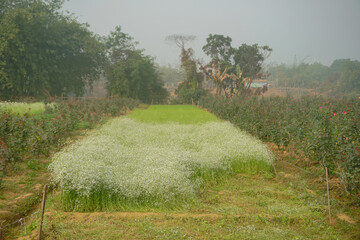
38 185 48 240
0 221 4 240
325 167 331 224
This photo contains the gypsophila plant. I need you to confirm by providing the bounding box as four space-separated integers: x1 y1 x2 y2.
49 116 274 211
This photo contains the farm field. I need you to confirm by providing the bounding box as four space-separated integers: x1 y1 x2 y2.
0 102 49 115
7 105 359 239
49 105 274 211
3 1 360 239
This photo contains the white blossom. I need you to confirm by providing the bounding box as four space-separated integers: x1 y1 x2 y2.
49 117 273 202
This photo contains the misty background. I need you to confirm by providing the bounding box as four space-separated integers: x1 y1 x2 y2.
1 0 360 100
62 0 360 67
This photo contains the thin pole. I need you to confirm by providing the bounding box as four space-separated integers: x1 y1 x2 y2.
38 185 48 240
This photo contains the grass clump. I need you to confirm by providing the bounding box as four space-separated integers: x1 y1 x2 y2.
49 107 273 211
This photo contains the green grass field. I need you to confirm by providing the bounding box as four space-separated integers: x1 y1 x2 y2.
0 102 49 115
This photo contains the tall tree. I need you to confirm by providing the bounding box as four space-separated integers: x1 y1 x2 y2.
166 34 206 103
106 27 168 103
233 44 271 78
202 34 272 96
202 34 233 64
105 25 137 64
165 34 196 50
0 0 105 99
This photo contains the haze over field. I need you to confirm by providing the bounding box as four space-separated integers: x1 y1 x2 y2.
62 0 360 66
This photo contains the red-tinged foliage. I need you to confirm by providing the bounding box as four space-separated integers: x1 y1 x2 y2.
200 95 360 200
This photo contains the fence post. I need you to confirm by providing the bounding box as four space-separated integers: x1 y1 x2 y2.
38 184 48 240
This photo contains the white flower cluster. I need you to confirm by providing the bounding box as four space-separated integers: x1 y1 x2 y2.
49 118 273 202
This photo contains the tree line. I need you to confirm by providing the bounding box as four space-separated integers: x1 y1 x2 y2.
0 0 273 105
267 59 360 97
8 0 356 103
0 0 167 103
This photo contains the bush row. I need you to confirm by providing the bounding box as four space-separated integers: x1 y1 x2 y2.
0 97 139 185
199 95 360 199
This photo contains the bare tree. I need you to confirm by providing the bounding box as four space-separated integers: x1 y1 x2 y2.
165 34 196 49
166 34 206 103
166 34 197 68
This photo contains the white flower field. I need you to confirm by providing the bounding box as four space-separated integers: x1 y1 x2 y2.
49 107 274 211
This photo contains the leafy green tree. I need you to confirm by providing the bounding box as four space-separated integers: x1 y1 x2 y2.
202 34 272 78
106 27 168 104
105 26 137 64
202 34 233 63
202 34 272 96
233 44 271 78
0 0 105 100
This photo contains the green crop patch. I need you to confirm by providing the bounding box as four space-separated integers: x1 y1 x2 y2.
50 105 273 211
128 105 219 124
0 102 53 115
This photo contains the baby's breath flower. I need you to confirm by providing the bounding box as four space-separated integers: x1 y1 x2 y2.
49 117 273 204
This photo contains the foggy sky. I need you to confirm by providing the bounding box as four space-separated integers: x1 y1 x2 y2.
62 0 360 67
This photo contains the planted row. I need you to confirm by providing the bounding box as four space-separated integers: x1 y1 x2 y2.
199 95 360 199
